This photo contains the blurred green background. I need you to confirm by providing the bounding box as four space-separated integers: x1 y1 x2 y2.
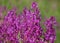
0 0 60 43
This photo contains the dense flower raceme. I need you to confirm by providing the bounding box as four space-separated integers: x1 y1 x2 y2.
0 2 57 43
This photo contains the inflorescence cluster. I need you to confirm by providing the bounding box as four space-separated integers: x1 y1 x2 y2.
0 2 56 43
